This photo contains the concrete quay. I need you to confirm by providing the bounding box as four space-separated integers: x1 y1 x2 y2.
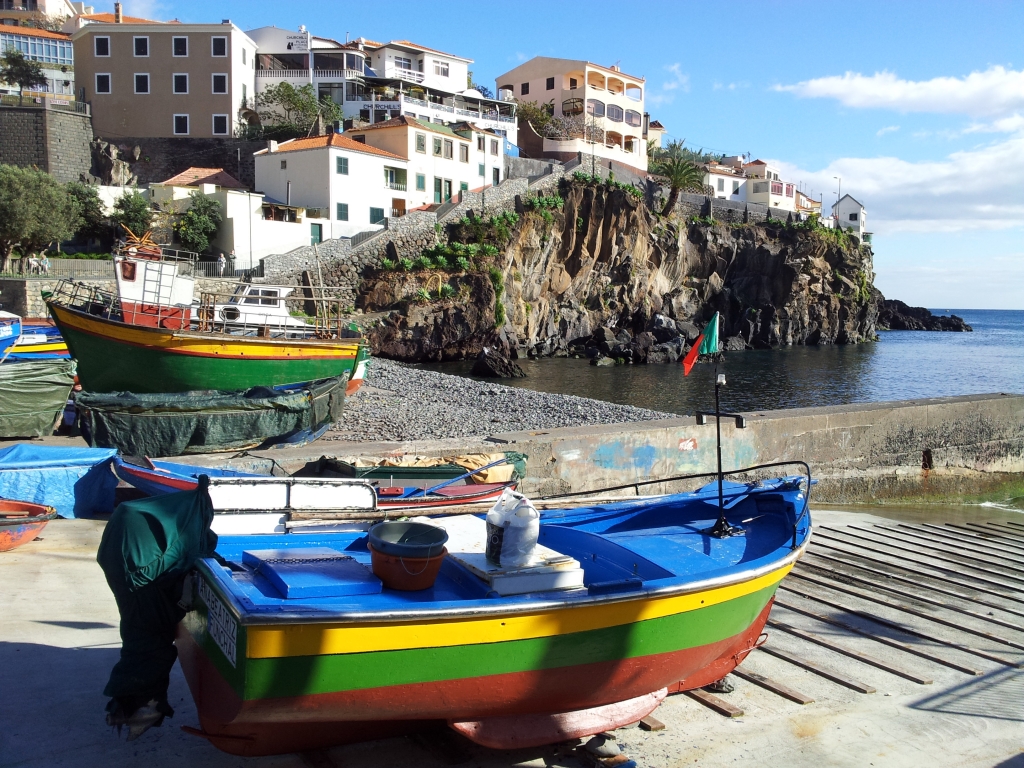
178 392 1024 505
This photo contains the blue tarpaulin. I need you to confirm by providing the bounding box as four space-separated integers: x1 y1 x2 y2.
0 444 118 518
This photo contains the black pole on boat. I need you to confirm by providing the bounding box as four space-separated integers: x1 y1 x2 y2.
705 370 744 539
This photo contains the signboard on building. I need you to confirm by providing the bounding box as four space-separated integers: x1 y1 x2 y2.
285 34 309 52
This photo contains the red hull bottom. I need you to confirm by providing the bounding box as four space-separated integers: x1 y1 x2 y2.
0 521 49 552
176 599 774 757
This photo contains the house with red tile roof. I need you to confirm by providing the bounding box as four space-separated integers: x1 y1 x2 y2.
0 25 75 98
254 131 411 240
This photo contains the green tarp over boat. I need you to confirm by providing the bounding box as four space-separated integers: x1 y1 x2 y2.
0 359 76 438
77 375 347 457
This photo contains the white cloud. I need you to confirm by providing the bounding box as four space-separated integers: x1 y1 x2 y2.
876 125 900 137
770 130 1024 234
122 0 164 20
962 113 1024 134
649 63 690 106
775 66 1024 117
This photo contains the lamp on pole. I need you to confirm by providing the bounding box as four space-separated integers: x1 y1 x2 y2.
833 176 841 222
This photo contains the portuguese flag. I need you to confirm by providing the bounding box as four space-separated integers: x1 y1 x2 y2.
682 312 720 376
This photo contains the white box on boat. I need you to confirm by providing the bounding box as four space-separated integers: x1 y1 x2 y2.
421 515 585 596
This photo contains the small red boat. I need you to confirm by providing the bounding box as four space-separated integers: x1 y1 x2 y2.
0 500 57 552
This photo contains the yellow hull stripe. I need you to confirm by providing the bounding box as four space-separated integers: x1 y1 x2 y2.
51 303 361 359
246 564 792 659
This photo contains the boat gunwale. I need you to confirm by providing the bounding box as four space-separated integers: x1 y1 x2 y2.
194 537 808 628
46 297 368 350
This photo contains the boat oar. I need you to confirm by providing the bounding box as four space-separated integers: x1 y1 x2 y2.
400 457 511 499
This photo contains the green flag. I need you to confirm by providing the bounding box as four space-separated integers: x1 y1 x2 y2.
697 312 719 355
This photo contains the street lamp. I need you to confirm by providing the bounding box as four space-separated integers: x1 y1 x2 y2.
833 176 841 221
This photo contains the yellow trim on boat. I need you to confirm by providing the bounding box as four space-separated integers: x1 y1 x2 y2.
9 341 66 353
49 302 361 359
245 564 792 659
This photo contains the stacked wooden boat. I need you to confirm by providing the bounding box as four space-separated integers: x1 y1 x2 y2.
44 231 371 455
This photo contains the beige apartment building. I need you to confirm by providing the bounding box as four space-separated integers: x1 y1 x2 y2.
496 56 649 173
71 11 256 139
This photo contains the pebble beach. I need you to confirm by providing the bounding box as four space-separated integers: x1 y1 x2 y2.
327 358 676 442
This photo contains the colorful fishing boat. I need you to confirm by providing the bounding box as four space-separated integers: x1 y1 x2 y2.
176 474 811 756
5 324 70 360
0 499 58 552
45 283 370 395
112 456 516 511
0 310 21 362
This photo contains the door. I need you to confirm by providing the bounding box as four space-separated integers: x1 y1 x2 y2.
391 197 406 217
443 179 452 202
310 223 322 245
433 177 442 204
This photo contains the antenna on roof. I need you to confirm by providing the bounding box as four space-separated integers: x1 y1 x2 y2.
346 32 350 42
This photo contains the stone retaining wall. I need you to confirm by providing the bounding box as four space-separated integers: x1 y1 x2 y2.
0 105 93 182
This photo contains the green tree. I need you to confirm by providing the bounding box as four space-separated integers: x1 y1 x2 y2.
112 188 152 238
66 182 106 242
514 100 556 134
0 164 80 271
0 49 48 97
256 82 343 136
174 191 223 254
654 140 707 216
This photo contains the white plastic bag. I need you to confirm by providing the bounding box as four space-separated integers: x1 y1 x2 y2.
485 490 540 567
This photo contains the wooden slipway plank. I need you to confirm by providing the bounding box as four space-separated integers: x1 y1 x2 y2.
684 689 744 717
758 645 876 694
731 668 815 704
768 619 933 684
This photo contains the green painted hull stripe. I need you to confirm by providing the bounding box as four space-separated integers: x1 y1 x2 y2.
240 585 776 700
56 322 364 393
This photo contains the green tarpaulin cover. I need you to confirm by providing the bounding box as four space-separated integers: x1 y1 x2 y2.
76 374 347 457
97 478 217 710
0 359 76 438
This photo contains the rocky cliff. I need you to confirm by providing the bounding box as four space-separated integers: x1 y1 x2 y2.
877 300 972 332
362 179 880 363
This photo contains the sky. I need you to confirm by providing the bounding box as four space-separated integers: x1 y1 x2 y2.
124 0 1024 309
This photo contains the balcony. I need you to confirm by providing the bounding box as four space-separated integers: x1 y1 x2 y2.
256 69 310 80
383 65 425 84
312 69 364 81
385 181 407 191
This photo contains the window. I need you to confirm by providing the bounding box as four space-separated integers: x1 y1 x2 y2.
459 143 469 162
586 99 605 117
212 114 228 135
490 139 499 155
134 73 149 94
785 183 794 197
133 36 148 57
336 156 348 175
443 139 453 159
370 207 385 224
415 173 425 191
336 203 349 221
546 76 554 90
173 73 188 94
476 135 484 151
173 114 189 135
717 178 724 192
212 73 227 94
460 181 469 193
94 36 110 57
243 288 280 306
732 180 740 193
432 137 442 156
395 55 412 70
849 213 858 222
770 181 783 195
172 36 188 57
520 82 529 95
415 132 426 153
95 73 111 94
569 77 578 89
351 135 365 143
242 47 246 65
443 179 452 201
478 163 485 177
211 36 227 57
606 104 623 122
280 160 287 169
752 181 768 194
625 109 642 127
433 60 448 77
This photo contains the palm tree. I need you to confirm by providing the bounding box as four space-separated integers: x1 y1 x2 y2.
654 140 706 216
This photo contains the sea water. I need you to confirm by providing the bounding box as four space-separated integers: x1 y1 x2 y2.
427 310 1024 415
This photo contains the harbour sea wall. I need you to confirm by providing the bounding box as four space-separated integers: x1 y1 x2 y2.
196 393 1024 505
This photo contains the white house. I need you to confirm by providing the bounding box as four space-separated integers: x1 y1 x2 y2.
704 158 746 202
344 115 505 207
149 167 312 267
496 56 650 173
254 133 409 240
832 194 869 239
742 159 796 212
245 27 517 146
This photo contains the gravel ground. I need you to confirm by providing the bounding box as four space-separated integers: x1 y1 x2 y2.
328 358 676 442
